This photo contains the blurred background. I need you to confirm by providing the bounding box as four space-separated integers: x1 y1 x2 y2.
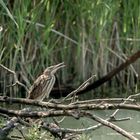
0 0 140 99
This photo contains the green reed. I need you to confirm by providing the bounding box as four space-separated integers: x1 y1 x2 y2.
0 0 139 98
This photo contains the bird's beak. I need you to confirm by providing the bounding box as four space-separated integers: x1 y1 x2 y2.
52 62 65 72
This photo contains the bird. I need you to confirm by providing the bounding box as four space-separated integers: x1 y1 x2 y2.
27 62 65 101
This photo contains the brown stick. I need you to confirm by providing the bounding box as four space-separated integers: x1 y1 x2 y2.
77 50 140 95
83 111 138 140
0 96 138 111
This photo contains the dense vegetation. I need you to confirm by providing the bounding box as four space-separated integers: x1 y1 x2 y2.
0 0 140 98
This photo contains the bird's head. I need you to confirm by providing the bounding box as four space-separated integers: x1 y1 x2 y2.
44 62 65 76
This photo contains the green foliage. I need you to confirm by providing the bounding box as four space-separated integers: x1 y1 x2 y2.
25 124 54 140
0 0 139 97
78 133 92 140
0 117 5 127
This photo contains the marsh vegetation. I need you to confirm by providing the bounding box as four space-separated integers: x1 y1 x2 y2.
0 0 140 140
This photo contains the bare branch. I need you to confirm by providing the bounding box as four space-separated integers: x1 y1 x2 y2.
71 98 135 105
83 111 138 140
62 75 96 101
0 64 29 93
0 96 140 111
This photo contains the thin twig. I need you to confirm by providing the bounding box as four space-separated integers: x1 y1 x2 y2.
0 64 29 93
83 111 138 140
62 75 96 101
87 92 140 132
70 98 135 105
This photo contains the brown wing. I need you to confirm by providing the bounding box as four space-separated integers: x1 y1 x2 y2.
28 75 50 99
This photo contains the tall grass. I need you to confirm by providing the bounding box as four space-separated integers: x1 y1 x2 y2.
0 0 140 98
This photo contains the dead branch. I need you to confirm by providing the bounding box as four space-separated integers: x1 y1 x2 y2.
0 95 139 140
76 50 140 95
0 96 140 111
85 93 140 133
70 98 135 104
111 92 140 117
82 111 138 140
39 111 139 140
0 103 140 118
0 64 29 93
63 75 96 101
0 62 140 139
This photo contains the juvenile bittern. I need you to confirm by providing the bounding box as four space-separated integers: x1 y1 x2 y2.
27 62 65 101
